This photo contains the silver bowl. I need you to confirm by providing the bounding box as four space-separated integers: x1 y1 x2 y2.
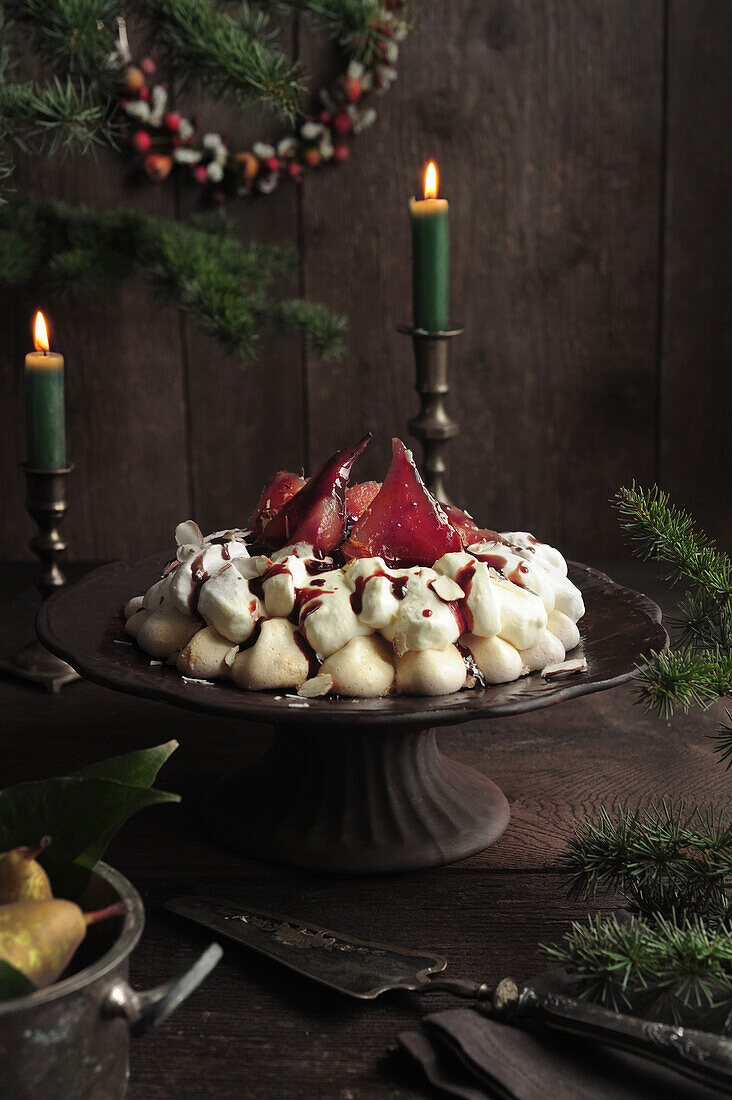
0 862 221 1100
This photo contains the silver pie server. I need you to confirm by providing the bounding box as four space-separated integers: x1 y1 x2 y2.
165 896 732 1095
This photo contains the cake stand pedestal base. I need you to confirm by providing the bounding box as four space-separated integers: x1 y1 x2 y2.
206 723 510 874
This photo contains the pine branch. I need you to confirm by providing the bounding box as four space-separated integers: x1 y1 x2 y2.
711 712 732 769
0 198 346 363
547 804 732 1027
135 0 304 119
0 8 18 86
671 587 732 653
266 298 346 361
0 77 112 155
273 0 408 63
0 148 15 203
613 484 731 737
613 483 732 600
557 803 732 922
544 912 732 1027
4 0 119 82
634 647 732 720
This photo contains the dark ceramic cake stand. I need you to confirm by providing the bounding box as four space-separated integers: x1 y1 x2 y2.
38 555 667 874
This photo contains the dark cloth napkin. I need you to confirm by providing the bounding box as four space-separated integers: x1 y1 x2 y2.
399 1008 724 1100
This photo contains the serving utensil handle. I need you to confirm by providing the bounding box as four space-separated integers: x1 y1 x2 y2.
104 943 222 1036
490 978 732 1095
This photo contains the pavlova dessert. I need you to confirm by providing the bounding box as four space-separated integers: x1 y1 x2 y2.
122 436 585 698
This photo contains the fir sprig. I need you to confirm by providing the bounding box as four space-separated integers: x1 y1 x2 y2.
0 199 346 362
275 0 411 63
135 0 304 119
557 803 732 922
544 912 732 1026
634 647 732 719
712 714 732 769
0 77 112 155
613 484 732 761
545 804 732 1028
5 0 119 81
613 483 732 601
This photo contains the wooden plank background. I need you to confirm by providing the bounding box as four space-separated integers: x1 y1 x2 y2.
1 1 729 564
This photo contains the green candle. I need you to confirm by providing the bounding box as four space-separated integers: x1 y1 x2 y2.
409 160 449 332
24 312 66 469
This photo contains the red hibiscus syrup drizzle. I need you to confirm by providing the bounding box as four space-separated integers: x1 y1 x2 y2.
248 560 290 601
507 561 531 587
187 554 209 615
469 551 507 574
349 570 408 615
237 619 262 652
456 643 486 688
426 567 475 636
293 629 320 678
305 559 333 576
250 558 334 602
208 534 240 558
290 584 339 627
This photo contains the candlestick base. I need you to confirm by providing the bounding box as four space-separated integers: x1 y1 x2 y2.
398 325 464 506
0 463 81 693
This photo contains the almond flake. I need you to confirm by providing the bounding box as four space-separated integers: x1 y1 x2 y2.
541 657 588 680
429 575 465 602
175 520 204 548
298 673 334 699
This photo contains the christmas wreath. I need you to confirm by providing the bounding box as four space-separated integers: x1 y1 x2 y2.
0 1 413 360
114 1 411 202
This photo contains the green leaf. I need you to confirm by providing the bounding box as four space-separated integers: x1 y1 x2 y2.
0 959 36 1002
76 739 178 788
0 743 180 899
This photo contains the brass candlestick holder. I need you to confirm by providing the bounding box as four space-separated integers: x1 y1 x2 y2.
398 325 464 504
0 464 80 693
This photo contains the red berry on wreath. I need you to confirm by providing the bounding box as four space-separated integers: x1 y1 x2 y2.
138 86 150 102
123 66 145 95
288 161 303 181
164 111 181 132
319 110 331 124
144 154 173 181
140 57 156 76
263 156 280 172
333 143 350 162
304 148 321 168
193 164 208 185
332 110 352 136
132 130 152 154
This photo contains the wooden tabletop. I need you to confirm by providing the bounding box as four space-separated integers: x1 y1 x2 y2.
1 561 729 1100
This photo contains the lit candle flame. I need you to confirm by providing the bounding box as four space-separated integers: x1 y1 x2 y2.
423 161 438 200
33 311 49 353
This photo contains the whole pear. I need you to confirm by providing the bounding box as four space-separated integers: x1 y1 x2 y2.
0 898 128 987
0 841 52 903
